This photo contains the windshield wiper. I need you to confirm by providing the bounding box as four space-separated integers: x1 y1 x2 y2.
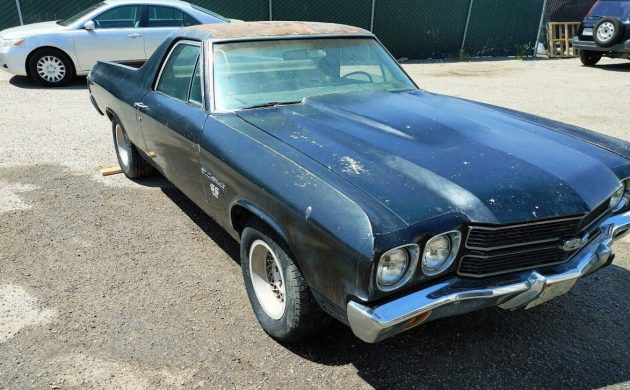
239 100 302 110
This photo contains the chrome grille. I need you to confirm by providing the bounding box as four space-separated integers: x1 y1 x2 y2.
459 216 593 278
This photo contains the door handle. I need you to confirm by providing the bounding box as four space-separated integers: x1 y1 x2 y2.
134 102 149 112
128 33 142 38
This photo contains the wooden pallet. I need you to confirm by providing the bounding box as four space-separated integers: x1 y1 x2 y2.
547 22 581 58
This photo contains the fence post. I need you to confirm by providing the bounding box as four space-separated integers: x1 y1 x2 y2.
269 0 273 20
460 0 474 55
533 0 549 57
15 0 24 25
370 0 376 32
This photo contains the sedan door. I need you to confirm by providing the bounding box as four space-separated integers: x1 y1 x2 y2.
143 6 199 59
73 5 145 71
137 40 207 205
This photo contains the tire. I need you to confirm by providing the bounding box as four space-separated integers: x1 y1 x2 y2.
593 17 624 47
240 220 328 342
112 119 153 179
28 48 75 87
580 50 602 66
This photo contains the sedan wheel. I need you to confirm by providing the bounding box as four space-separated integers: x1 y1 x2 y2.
36 55 66 83
28 49 75 87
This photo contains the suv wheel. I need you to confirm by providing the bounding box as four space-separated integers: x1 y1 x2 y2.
580 50 602 66
593 17 624 47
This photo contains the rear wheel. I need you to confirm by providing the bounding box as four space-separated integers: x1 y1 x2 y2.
28 48 75 87
112 119 153 179
240 220 328 342
580 50 602 66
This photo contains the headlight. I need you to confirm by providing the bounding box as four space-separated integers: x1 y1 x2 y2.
0 38 25 47
610 185 625 210
421 231 461 276
376 244 419 291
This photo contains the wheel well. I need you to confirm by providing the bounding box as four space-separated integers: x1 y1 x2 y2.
231 205 258 237
230 205 290 245
25 46 77 78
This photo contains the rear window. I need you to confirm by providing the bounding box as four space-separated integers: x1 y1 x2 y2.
190 4 229 22
588 0 630 18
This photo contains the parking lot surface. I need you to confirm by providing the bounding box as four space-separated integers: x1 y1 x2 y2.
1 57 629 389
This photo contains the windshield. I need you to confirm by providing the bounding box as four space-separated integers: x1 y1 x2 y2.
191 4 228 22
213 38 417 111
588 0 630 18
58 2 105 26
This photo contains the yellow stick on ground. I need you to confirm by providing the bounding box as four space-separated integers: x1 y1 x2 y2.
100 166 123 176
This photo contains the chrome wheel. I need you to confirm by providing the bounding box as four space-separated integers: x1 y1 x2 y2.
36 55 66 83
249 239 286 320
597 22 615 42
115 124 130 169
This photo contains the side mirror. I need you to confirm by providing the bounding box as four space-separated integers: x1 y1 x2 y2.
84 20 95 30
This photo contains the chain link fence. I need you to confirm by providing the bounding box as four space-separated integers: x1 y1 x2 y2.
539 0 597 47
2 0 556 59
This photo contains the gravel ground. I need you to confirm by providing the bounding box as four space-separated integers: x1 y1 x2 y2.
1 57 629 389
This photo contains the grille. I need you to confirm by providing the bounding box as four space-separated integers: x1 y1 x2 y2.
460 216 589 277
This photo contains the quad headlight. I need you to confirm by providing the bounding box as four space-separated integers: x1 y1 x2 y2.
421 231 462 276
376 244 419 291
610 181 629 211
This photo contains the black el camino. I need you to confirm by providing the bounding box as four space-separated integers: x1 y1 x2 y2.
87 21 630 343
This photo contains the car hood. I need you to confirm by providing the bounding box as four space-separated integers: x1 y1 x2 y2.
237 90 625 226
0 21 66 38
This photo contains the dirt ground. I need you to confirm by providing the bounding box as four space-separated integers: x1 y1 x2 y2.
1 57 629 389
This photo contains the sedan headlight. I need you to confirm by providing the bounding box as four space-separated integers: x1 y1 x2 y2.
376 244 419 291
0 38 25 47
421 231 461 276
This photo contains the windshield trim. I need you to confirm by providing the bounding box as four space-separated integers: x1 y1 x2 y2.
59 1 106 27
209 36 419 114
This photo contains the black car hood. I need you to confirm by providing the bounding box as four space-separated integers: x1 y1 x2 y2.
237 90 625 225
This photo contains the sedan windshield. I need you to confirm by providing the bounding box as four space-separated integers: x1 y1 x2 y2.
213 38 417 111
588 0 630 18
58 2 105 26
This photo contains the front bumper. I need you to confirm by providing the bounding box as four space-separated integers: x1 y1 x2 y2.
573 37 630 53
0 44 29 76
347 211 630 343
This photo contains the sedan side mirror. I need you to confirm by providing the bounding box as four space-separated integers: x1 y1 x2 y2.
84 20 95 30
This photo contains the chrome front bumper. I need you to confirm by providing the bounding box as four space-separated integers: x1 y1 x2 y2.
347 211 630 343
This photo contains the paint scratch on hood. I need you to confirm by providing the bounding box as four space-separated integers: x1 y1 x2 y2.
340 156 366 175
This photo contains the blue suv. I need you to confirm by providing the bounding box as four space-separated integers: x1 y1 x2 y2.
574 0 630 65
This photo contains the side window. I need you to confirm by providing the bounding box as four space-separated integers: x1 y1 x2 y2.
148 6 198 27
189 59 203 105
92 5 140 29
156 43 200 102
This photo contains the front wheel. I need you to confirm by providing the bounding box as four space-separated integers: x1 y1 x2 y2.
28 48 75 87
580 50 602 66
240 220 328 342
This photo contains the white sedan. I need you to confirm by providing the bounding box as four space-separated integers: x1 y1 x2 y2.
0 0 230 86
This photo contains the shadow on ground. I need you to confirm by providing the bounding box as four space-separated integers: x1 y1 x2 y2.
146 173 630 389
594 61 630 72
9 75 88 90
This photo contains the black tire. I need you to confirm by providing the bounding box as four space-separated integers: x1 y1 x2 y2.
580 50 602 66
593 17 624 47
112 119 153 179
240 220 328 342
28 48 75 87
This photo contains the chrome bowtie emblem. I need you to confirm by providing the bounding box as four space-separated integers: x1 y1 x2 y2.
561 234 589 252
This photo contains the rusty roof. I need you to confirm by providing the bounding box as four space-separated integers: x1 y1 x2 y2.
186 21 371 40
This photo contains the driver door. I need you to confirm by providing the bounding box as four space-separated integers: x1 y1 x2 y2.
73 5 145 71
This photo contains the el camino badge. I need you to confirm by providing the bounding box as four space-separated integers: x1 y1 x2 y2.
561 234 589 252
201 167 226 199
